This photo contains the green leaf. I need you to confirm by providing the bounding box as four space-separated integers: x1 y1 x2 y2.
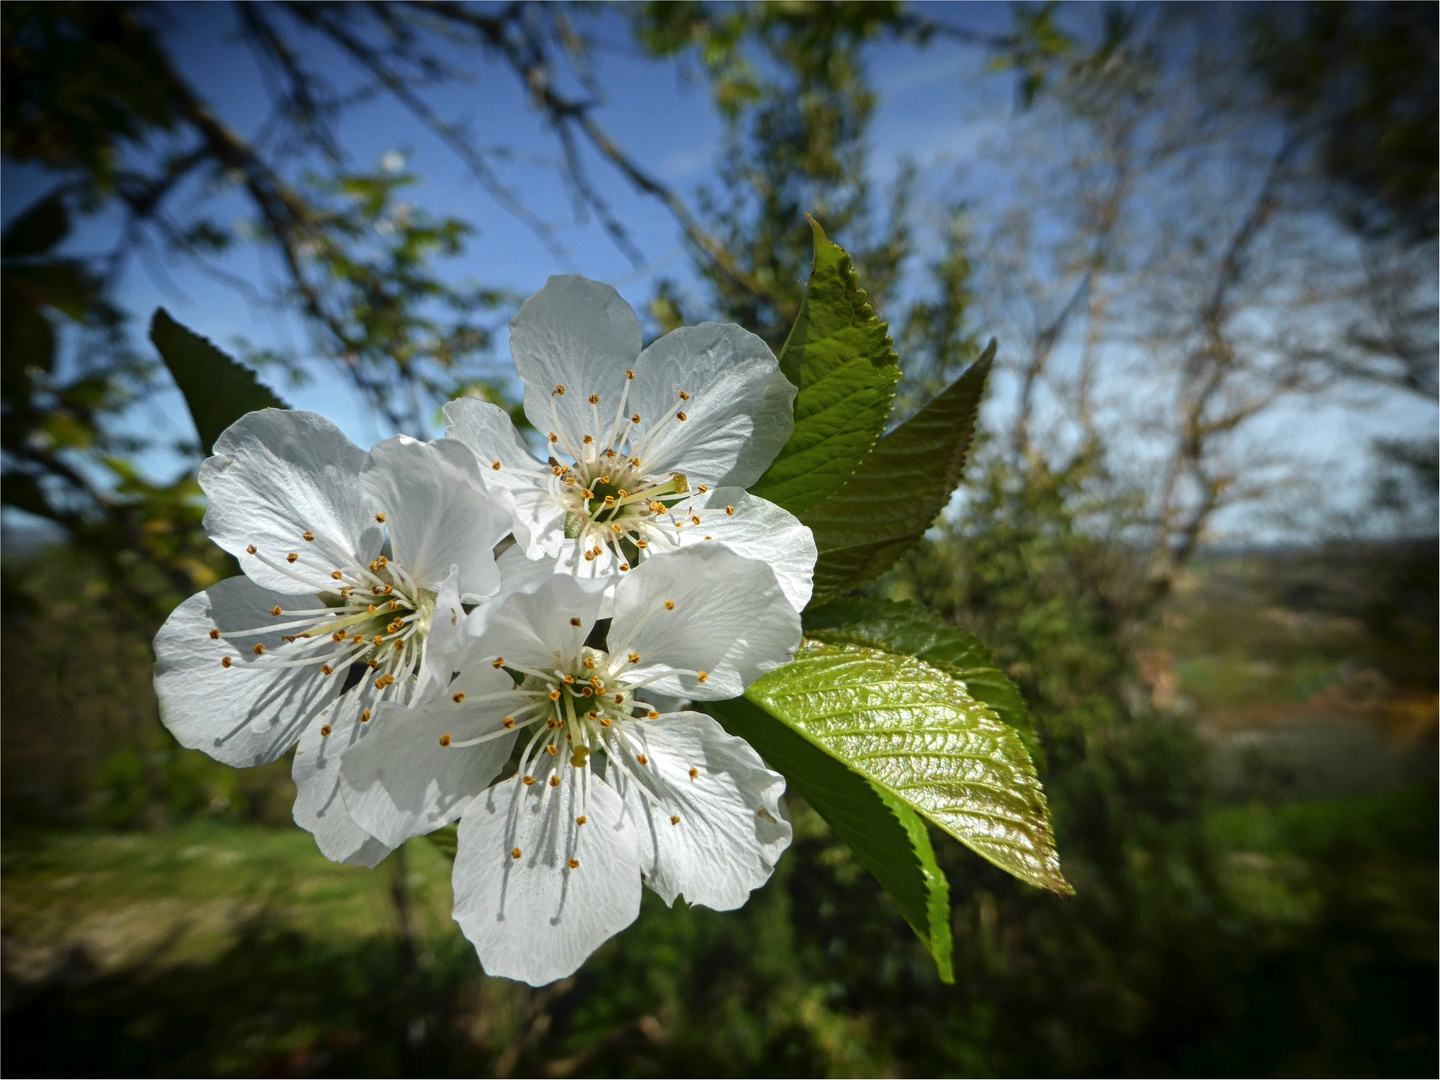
707 694 953 982
744 640 1071 896
747 217 900 515
150 308 287 455
803 596 1040 761
801 341 994 604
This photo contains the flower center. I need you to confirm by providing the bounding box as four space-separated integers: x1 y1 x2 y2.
540 380 730 568
216 524 437 724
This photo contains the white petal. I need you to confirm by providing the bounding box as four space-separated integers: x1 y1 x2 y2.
609 712 791 910
608 545 801 699
453 763 640 986
339 666 519 848
413 567 467 699
629 323 795 488
443 398 566 559
292 697 392 867
467 572 607 673
362 436 506 599
664 488 816 613
200 410 380 594
510 276 642 453
153 577 337 767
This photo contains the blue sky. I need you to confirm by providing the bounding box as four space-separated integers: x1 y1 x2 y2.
4 2 1433 543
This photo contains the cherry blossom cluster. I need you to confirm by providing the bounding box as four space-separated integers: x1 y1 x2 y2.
154 276 817 985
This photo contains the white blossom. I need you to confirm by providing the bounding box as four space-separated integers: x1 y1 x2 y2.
152 409 508 865
338 543 798 985
443 275 816 612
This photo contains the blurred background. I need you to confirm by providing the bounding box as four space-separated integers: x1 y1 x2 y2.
2 2 1435 1075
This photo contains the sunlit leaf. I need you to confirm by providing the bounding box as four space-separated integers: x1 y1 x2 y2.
748 216 900 514
803 595 1040 760
743 640 1071 895
707 694 954 982
801 341 994 604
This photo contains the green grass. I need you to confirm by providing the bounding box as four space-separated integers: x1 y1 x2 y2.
3 821 460 980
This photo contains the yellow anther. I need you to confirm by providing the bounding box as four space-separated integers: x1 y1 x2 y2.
582 435 593 445
584 551 596 563
253 643 265 655
725 505 735 515
511 847 522 859
375 513 386 523
523 776 536 785
209 629 221 640
611 523 623 534
674 521 684 529
287 553 298 563
549 774 560 786
246 544 257 555
453 692 466 703
549 689 561 701
492 657 505 668
625 369 635 380
567 858 579 869
689 767 699 779
549 432 559 443
664 600 675 610
631 456 641 466
637 754 648 765
321 725 332 737
547 718 560 729
637 539 648 549
375 676 386 689
631 413 641 424
576 815 587 825
491 460 501 470
368 604 378 613
377 555 387 568
503 717 516 728
361 710 371 722
367 659 379 669
619 563 630 571
301 530 314 542
331 571 343 580
599 717 612 727
563 674 576 684
353 634 364 643
333 631 346 642
383 584 393 594
603 495 615 506
388 600 397 611
582 657 595 669
678 390 690 401
697 671 709 683
554 384 565 395
581 686 594 697
628 652 640 663
691 515 701 525
670 815 680 825
590 676 603 688
438 734 452 747
321 664 333 676
546 744 558 757
221 657 233 668
588 393 599 404
552 465 564 476
676 411 687 421
697 484 708 493
570 617 582 627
